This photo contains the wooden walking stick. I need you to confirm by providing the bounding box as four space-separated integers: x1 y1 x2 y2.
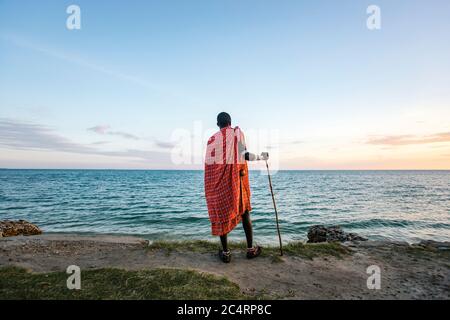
264 159 283 256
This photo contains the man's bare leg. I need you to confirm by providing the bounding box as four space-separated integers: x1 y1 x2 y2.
220 234 228 252
242 211 253 248
219 234 231 263
242 211 261 258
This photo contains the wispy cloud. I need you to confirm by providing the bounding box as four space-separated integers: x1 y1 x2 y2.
367 132 450 146
0 118 169 163
88 125 110 135
0 118 93 153
88 125 140 140
154 140 176 149
90 141 110 146
0 33 176 98
266 140 303 150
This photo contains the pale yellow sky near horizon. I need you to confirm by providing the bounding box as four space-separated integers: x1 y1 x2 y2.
1 102 449 170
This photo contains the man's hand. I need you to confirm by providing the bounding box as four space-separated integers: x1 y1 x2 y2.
245 151 269 161
258 152 269 161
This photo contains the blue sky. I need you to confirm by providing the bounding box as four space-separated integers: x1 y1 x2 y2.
1 0 449 169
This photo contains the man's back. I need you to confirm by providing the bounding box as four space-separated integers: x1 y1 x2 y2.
204 125 251 236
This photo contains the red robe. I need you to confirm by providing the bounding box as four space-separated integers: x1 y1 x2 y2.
204 126 252 236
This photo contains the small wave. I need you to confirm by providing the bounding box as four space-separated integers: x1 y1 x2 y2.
338 218 431 229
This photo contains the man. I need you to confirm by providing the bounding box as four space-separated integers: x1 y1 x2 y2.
204 112 268 263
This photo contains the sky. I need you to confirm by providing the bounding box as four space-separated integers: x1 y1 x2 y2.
0 0 449 169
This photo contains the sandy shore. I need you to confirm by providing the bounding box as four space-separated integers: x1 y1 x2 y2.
1 234 449 299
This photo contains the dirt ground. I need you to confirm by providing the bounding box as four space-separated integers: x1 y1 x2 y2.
0 234 449 299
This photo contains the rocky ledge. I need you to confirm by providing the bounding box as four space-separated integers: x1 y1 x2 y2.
307 225 368 243
0 220 42 238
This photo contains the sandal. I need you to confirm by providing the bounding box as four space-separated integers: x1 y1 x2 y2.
219 249 232 263
246 246 262 259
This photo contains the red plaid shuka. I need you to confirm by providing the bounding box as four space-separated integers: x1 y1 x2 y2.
204 126 252 236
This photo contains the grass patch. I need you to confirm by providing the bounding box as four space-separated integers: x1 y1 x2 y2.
147 240 351 260
148 240 220 253
0 267 249 300
403 245 450 260
263 241 351 260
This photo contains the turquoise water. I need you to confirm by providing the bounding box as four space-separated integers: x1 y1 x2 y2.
0 170 449 244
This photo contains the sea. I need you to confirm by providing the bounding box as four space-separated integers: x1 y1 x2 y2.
0 170 449 244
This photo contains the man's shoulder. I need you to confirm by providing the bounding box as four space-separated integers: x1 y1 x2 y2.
207 130 221 145
207 126 245 143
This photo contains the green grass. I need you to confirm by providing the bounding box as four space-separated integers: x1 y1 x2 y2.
262 241 352 260
403 244 450 261
0 267 250 300
147 240 351 260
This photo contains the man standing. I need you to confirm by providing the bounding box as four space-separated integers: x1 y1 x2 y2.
204 112 268 263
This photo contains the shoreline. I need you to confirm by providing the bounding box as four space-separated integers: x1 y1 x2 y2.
2 168 450 171
1 233 449 299
32 230 450 246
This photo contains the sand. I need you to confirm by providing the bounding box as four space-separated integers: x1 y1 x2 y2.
0 234 449 299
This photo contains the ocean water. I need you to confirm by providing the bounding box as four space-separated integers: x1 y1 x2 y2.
0 170 449 244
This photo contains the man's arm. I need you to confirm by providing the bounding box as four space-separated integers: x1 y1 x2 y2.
245 152 257 161
244 152 269 161
238 135 268 161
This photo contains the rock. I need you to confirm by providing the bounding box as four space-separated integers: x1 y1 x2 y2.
417 240 450 251
307 225 367 243
0 220 42 238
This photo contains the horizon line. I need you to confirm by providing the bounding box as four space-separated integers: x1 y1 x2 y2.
1 168 450 171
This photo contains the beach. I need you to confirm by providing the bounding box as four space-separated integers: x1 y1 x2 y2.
1 234 449 300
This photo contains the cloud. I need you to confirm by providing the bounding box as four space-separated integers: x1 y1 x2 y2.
90 141 110 146
367 132 450 146
0 118 94 153
265 140 303 149
88 125 140 140
109 131 140 140
0 33 191 103
154 140 176 149
88 125 110 135
0 118 169 163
